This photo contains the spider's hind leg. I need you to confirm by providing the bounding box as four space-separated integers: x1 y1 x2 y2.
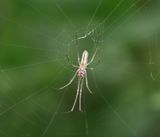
85 72 93 94
70 78 81 112
79 78 84 112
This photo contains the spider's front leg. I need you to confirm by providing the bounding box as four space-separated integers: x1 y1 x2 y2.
87 59 100 70
66 55 78 68
87 46 98 65
59 70 78 90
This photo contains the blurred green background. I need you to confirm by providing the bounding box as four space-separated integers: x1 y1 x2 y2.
0 0 160 137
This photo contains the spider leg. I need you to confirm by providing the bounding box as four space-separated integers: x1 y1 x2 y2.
79 78 84 111
75 32 81 64
87 58 100 70
70 78 81 112
87 46 98 65
59 70 78 90
85 72 93 94
87 67 94 70
66 55 78 68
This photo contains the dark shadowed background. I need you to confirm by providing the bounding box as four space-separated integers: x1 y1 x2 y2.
0 0 160 137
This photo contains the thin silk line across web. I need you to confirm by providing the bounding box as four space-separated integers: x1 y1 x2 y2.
0 0 149 54
0 67 65 117
1 58 65 72
0 29 67 56
0 1 77 136
41 88 67 137
0 67 66 136
92 72 138 136
103 0 152 36
22 0 75 29
0 0 150 62
86 0 104 29
83 88 89 137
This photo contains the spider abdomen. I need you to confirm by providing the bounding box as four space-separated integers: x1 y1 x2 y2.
78 68 86 78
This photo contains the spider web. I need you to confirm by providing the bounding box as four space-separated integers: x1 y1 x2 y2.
0 0 160 137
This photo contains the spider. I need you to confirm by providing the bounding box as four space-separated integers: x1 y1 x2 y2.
59 48 98 112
